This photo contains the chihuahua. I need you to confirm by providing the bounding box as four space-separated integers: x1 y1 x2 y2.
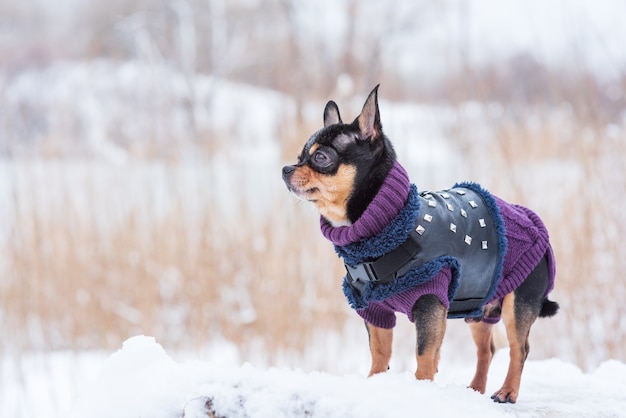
282 86 558 403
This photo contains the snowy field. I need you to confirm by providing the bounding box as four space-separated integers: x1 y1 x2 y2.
2 85 625 417
67 336 625 418
3 1 626 417
4 336 625 418
2 86 625 417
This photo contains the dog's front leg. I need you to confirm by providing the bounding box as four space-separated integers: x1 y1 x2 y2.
365 322 393 376
412 294 447 380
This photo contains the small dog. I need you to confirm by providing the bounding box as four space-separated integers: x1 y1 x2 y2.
282 86 558 403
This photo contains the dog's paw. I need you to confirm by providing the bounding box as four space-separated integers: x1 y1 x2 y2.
468 382 486 394
491 387 518 404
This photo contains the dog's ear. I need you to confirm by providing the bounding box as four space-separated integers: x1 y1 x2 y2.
323 101 343 127
356 85 382 141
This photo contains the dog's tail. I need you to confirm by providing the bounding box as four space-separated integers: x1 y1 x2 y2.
539 299 559 318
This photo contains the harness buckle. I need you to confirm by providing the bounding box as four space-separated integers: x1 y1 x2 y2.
345 262 379 296
345 262 378 283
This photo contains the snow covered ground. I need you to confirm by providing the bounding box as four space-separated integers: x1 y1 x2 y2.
66 336 626 418
3 334 625 418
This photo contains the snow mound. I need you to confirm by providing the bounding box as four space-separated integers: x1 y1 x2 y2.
71 336 626 418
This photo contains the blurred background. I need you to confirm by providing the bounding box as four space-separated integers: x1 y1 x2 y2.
1 0 626 416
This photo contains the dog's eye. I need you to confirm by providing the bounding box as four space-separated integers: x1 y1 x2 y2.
312 150 332 167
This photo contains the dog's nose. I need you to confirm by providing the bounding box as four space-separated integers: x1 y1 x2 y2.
282 165 295 179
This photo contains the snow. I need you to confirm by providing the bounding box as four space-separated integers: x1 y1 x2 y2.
0 350 106 418
67 335 626 418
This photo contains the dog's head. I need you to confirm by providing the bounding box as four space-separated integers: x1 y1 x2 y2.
282 85 396 226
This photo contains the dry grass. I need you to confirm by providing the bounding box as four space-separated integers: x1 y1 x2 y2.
2 107 626 372
1 161 348 361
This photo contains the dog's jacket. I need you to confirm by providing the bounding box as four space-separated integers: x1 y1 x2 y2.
321 162 556 329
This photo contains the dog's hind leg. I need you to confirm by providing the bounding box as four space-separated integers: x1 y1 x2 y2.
365 322 393 376
492 257 550 403
491 292 529 403
412 294 447 380
468 321 495 394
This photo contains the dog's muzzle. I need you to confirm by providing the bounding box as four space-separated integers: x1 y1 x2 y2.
282 165 296 190
282 165 295 180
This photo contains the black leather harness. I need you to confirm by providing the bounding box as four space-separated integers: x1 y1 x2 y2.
345 187 502 317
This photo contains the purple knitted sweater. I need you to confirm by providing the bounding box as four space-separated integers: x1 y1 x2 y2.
322 162 556 329
320 162 411 245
